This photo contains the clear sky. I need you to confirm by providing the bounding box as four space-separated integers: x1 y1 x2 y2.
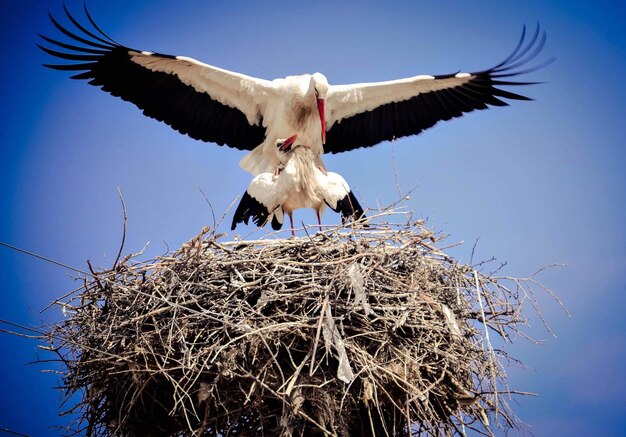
1 0 625 435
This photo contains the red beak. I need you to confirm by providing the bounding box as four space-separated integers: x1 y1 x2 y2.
317 98 326 144
281 133 298 151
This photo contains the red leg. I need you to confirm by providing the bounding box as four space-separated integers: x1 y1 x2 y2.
289 213 295 237
316 210 323 233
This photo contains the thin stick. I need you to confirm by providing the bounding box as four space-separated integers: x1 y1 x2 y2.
113 186 127 270
31 208 557 436
0 241 90 276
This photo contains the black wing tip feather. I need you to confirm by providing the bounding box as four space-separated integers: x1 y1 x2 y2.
39 4 124 71
345 191 366 223
81 3 121 46
271 213 283 231
482 23 553 78
432 24 551 85
328 191 366 224
39 4 267 150
325 24 552 153
231 192 275 231
471 24 552 103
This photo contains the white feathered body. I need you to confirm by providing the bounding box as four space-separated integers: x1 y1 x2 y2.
239 74 327 176
247 146 349 222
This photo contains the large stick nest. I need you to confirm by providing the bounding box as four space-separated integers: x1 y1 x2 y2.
47 213 557 436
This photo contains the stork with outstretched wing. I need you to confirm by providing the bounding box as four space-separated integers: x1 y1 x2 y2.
39 6 550 231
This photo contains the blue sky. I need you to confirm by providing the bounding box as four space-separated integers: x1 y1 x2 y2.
1 0 625 435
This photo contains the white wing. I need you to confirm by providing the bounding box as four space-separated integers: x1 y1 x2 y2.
316 172 366 222
40 6 275 151
327 74 472 126
231 173 289 230
247 174 287 211
128 53 272 127
316 172 351 210
323 26 549 153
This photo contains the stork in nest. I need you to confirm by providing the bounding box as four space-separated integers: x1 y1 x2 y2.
231 134 365 235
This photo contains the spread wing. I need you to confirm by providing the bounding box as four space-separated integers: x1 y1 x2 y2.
39 5 273 150
324 25 551 153
317 172 366 222
231 173 286 231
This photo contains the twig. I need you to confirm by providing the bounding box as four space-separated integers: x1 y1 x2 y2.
0 241 90 276
112 186 127 270
28 208 558 436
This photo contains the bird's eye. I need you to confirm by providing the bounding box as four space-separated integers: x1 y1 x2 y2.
277 141 284 148
314 89 319 98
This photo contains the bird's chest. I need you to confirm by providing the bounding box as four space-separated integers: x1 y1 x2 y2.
289 100 316 131
264 97 323 155
279 160 323 211
282 188 323 212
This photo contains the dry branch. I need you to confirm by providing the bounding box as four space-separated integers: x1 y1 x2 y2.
43 213 557 436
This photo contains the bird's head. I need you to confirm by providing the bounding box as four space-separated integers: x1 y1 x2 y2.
311 72 329 98
311 73 328 144
276 133 299 153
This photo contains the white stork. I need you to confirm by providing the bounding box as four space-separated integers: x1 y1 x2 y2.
39 6 550 224
231 134 366 235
